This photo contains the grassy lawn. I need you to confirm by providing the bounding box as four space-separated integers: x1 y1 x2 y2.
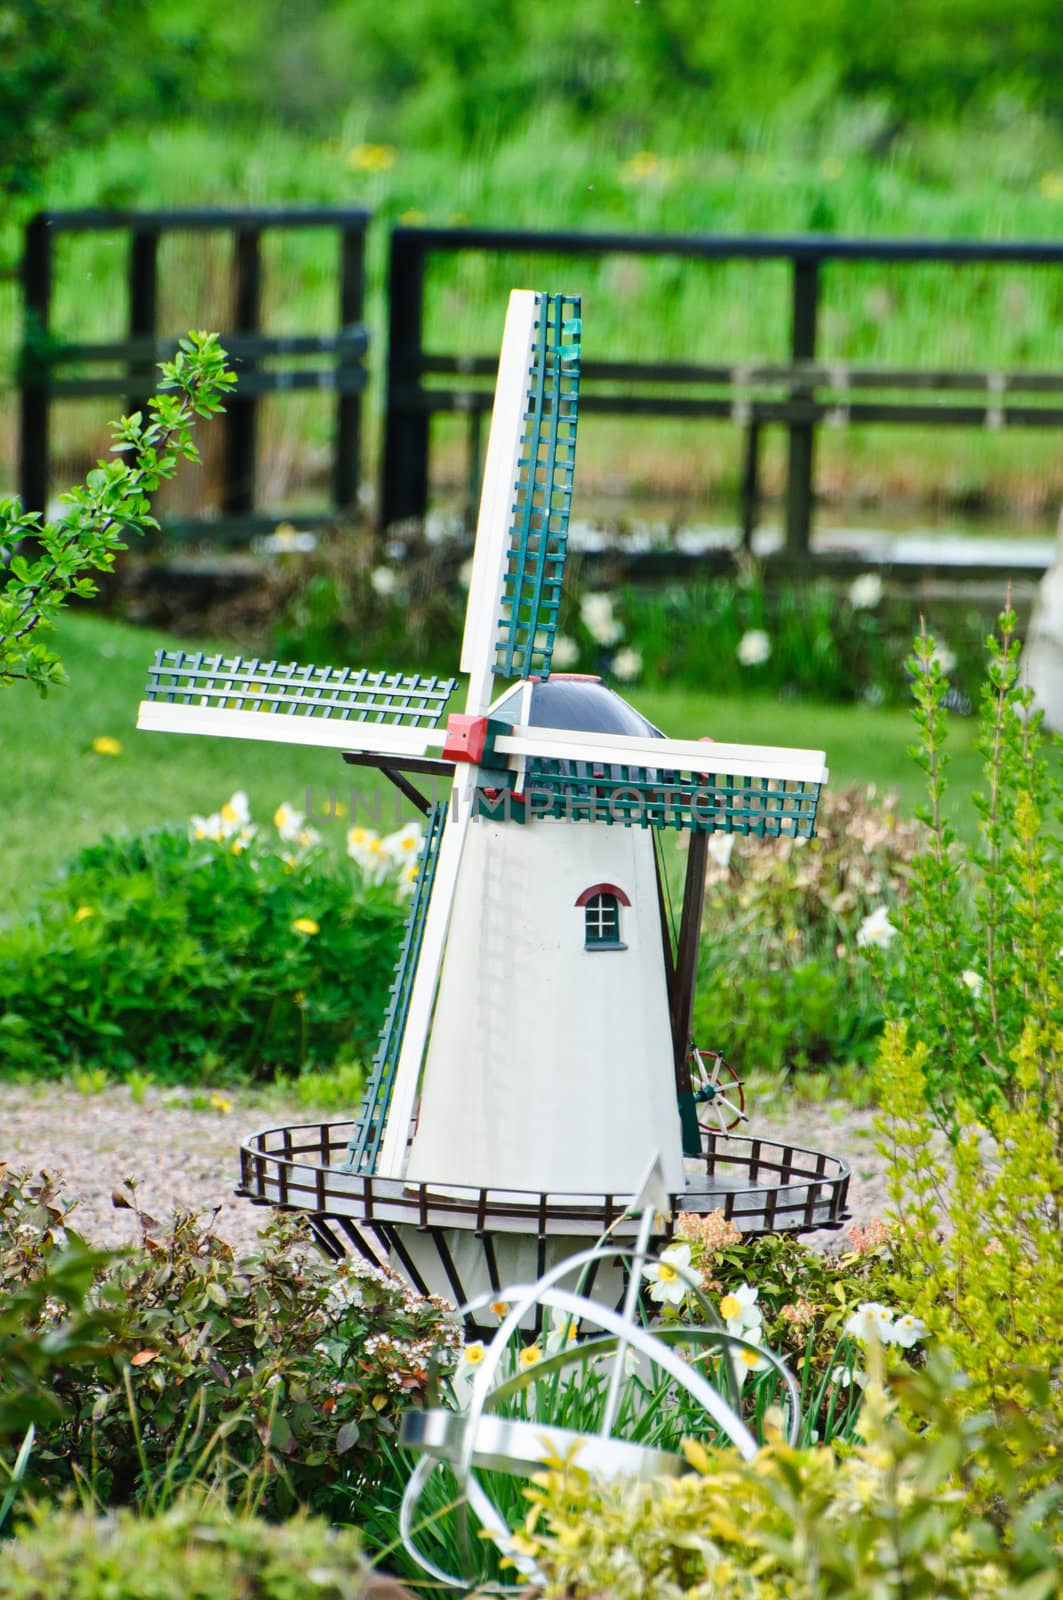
0 610 985 918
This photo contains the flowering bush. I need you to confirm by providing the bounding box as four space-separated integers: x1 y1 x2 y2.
513 1362 1062 1599
693 785 919 1074
0 796 418 1082
0 1166 455 1520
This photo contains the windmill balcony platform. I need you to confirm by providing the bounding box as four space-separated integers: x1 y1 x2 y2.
236 1118 850 1316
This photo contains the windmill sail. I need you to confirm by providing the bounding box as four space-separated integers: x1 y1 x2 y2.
342 801 448 1175
494 293 581 685
138 650 455 756
460 291 581 711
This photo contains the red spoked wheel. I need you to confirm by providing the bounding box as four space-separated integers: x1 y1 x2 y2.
689 1046 747 1135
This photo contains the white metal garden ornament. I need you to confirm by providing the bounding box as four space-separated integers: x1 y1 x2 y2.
137 290 849 1309
397 1163 803 1589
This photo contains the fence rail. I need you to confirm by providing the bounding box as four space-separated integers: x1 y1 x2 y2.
380 224 1063 553
19 207 369 530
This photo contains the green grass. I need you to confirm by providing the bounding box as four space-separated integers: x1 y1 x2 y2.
0 611 397 919
2 114 1062 511
0 610 983 917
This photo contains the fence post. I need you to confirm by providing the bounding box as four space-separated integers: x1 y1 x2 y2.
19 213 53 516
127 227 159 421
334 222 365 514
224 225 262 517
380 228 428 529
784 256 819 559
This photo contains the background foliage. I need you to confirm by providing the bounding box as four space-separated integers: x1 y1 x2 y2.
0 824 403 1082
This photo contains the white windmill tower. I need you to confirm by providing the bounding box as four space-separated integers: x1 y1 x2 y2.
138 290 848 1317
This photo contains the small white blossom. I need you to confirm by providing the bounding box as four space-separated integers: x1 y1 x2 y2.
642 1242 696 1306
718 1284 761 1334
220 791 251 830
830 1364 868 1389
891 1313 929 1349
736 629 771 667
458 558 474 589
848 572 883 610
611 646 643 682
962 969 984 998
370 566 399 598
931 642 957 675
274 801 306 843
550 634 580 669
844 1302 895 1344
706 833 734 871
347 825 389 880
382 822 424 862
856 906 898 950
581 592 623 646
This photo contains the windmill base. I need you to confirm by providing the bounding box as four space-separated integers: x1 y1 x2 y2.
237 1120 850 1329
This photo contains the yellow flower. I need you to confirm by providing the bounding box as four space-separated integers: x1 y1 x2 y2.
518 1344 543 1369
489 1299 509 1318
209 1092 233 1114
292 917 320 936
719 1293 742 1321
461 1340 486 1367
92 736 122 756
619 150 659 182
657 1261 678 1283
347 142 398 173
74 905 95 922
293 990 307 1005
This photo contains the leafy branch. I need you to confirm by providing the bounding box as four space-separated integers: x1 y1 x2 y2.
0 332 235 693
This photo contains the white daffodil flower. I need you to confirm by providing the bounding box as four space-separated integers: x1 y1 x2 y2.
736 629 771 666
848 572 883 609
642 1242 696 1306
551 634 580 669
347 826 388 879
580 592 623 646
190 812 224 843
891 1313 929 1349
844 1302 896 1344
397 861 420 900
452 1339 487 1404
856 906 898 950
382 822 424 862
718 1283 761 1332
731 1342 770 1388
612 646 643 682
219 791 251 833
273 801 305 843
830 1364 868 1389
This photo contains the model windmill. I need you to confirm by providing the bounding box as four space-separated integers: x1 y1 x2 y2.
138 290 850 1314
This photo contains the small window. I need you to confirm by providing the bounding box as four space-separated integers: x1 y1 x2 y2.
576 882 631 951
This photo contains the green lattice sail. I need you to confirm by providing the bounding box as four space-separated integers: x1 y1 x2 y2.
492 293 581 683
342 802 448 1174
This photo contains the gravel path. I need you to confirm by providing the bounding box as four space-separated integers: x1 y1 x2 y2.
2 1083 892 1258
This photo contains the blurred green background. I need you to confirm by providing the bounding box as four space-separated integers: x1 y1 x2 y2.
1 0 1061 517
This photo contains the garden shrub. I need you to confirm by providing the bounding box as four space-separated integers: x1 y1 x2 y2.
514 1362 1062 1599
0 1498 380 1600
0 1166 457 1520
0 801 412 1083
889 608 1062 1123
879 1020 1063 1422
693 785 919 1075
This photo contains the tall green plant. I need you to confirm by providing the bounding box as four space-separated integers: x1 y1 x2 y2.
1 333 234 693
894 607 1062 1124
